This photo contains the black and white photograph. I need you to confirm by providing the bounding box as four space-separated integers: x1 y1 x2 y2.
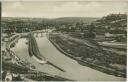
1 0 127 81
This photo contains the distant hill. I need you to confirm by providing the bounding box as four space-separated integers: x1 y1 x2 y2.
2 17 100 24
54 17 100 24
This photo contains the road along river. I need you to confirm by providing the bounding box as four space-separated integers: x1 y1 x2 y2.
11 33 125 81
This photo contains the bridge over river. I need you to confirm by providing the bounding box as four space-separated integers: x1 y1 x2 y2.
11 32 125 81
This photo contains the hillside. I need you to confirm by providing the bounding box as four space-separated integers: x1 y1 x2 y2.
54 17 100 24
2 17 99 24
2 17 99 33
93 14 127 34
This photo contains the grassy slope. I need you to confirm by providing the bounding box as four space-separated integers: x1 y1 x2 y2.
49 33 126 77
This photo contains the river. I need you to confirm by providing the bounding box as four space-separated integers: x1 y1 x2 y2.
11 33 125 81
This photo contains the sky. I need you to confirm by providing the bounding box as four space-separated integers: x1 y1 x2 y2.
2 1 128 18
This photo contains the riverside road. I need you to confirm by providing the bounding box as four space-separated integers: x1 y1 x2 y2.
11 33 125 81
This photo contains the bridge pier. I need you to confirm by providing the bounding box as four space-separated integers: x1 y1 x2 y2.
34 31 44 37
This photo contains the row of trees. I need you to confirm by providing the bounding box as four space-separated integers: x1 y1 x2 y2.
2 17 95 38
2 13 127 39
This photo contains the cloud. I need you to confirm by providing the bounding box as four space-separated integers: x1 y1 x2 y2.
53 2 87 12
52 2 127 17
2 1 128 18
53 2 127 12
12 2 22 8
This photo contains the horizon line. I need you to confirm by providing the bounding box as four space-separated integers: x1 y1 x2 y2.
2 16 102 19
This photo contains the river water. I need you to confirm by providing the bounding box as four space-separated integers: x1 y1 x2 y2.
12 33 126 81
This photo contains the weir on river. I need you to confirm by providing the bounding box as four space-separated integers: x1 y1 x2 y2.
28 33 66 72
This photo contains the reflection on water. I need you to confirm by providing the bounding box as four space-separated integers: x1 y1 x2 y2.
11 34 125 81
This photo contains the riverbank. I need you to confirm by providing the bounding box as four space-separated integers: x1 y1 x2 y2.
17 33 125 81
2 33 73 81
48 33 126 78
28 33 72 81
